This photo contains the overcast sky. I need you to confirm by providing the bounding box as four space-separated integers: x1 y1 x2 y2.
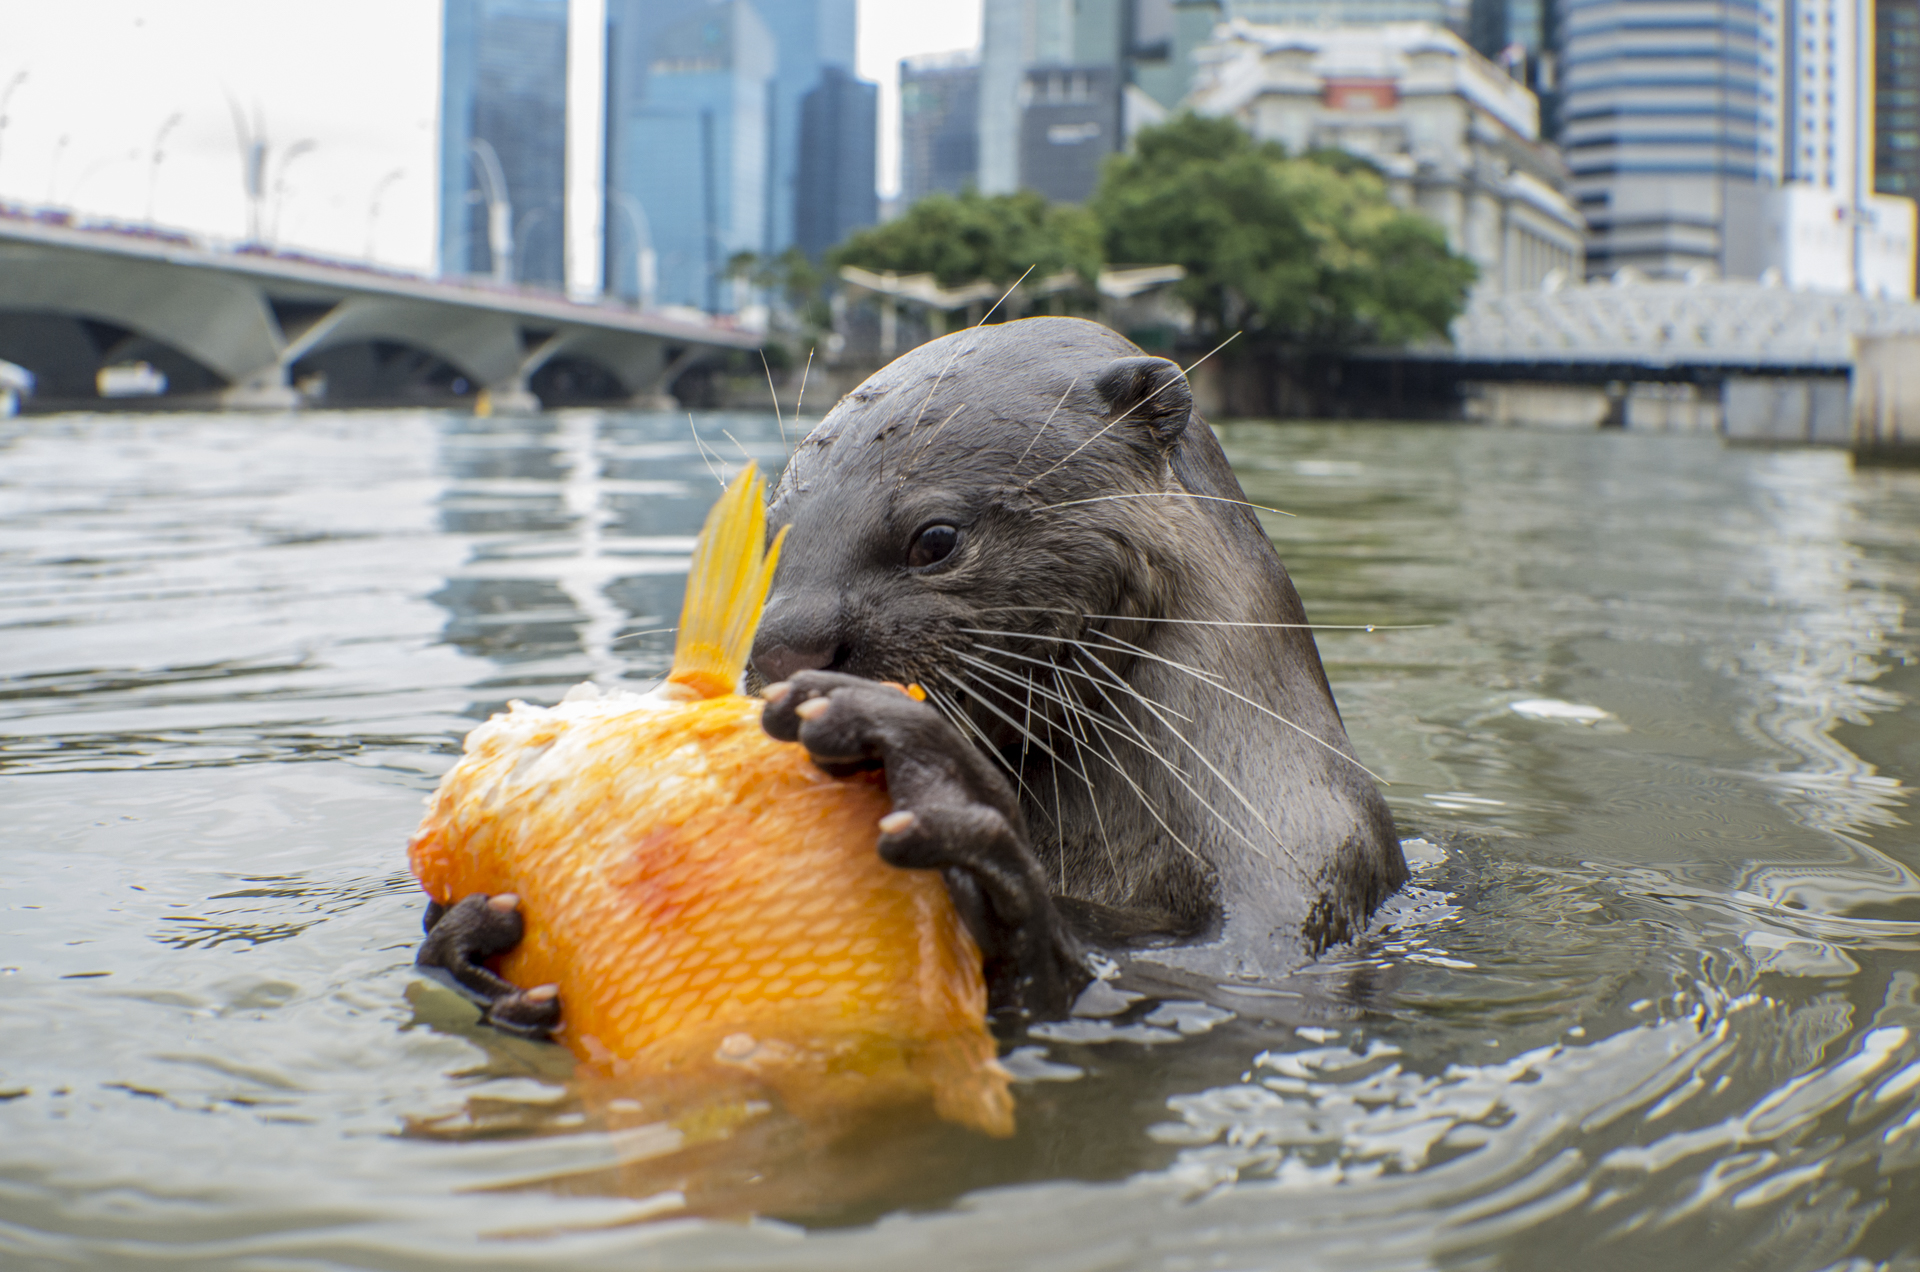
0 0 982 279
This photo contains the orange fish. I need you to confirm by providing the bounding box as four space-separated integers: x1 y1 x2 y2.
408 464 1012 1137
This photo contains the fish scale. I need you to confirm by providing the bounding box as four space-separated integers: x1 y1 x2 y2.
409 465 1013 1137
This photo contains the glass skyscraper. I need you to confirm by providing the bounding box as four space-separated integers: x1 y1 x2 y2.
602 0 877 308
1559 0 1781 277
439 0 569 289
900 54 981 204
1878 0 1920 200
795 67 879 258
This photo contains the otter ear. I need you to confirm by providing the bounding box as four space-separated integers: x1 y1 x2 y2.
1094 357 1192 449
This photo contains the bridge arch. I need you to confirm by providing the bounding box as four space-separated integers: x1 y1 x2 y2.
0 247 279 385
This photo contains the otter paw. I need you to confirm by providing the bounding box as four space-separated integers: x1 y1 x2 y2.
763 671 1091 1019
417 893 561 1040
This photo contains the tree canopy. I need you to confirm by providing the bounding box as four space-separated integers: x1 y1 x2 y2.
1091 114 1476 346
829 188 1102 289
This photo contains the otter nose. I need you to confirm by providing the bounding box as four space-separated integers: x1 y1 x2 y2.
752 594 849 683
755 643 836 683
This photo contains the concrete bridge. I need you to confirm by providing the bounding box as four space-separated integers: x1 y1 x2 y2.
0 207 760 411
1447 279 1920 375
1388 278 1920 443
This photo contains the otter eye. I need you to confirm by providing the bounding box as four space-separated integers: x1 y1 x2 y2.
907 523 960 570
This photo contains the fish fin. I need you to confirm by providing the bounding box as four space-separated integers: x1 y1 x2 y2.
669 462 788 699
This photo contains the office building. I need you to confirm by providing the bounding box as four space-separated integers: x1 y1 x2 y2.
975 0 1225 200
605 1 775 311
1018 65 1123 203
439 0 569 289
1874 0 1920 207
1558 0 1781 279
1228 0 1469 25
602 0 876 303
795 66 879 256
1190 21 1586 290
752 0 871 255
900 53 981 204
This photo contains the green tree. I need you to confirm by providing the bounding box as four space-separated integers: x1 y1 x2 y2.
1092 114 1476 346
828 188 1102 289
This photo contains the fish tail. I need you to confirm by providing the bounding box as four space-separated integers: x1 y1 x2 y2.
669 462 789 699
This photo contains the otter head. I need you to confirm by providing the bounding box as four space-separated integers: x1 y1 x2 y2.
750 317 1205 723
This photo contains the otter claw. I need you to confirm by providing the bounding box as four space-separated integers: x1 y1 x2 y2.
417 893 561 1040
486 983 563 1037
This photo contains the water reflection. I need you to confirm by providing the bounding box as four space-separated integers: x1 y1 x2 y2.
426 410 790 693
2 412 1918 1268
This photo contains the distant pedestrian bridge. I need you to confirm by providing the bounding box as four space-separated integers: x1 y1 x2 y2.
0 207 759 411
1447 278 1920 373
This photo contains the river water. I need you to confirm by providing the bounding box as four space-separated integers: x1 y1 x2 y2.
2 408 1917 1270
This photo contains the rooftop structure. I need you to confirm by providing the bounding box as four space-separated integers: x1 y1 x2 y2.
605 1 774 312
1190 20 1585 291
795 66 879 258
439 0 569 290
1449 275 1920 367
900 53 981 204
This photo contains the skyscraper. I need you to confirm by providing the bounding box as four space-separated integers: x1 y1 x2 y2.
900 54 981 204
1017 65 1123 203
439 0 569 289
974 0 1227 201
602 0 876 303
1558 0 1781 278
1875 0 1920 205
606 1 775 311
753 0 866 255
795 66 879 257
1782 0 1867 193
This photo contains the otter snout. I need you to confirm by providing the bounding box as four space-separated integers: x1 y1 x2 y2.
752 594 850 684
755 643 838 683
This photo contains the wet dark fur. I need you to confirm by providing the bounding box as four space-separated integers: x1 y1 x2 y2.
752 317 1407 979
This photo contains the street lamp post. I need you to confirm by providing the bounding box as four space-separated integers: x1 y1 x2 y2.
146 111 183 225
608 190 656 309
0 70 27 183
365 166 404 262
466 139 513 285
45 132 68 205
269 138 317 244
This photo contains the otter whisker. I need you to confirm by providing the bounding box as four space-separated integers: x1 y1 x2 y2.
1033 492 1297 518
902 264 1036 458
1087 627 1389 785
936 665 1115 876
610 625 677 647
1031 656 1223 871
790 347 814 456
978 605 1432 633
949 657 1120 878
1045 663 1122 881
924 680 1053 836
1015 375 1080 468
720 428 753 463
974 263 1036 329
930 667 1090 791
684 412 727 489
760 349 785 452
960 653 1204 873
958 642 1197 725
1068 644 1295 867
1024 331 1240 490
957 626 1229 688
906 401 969 473
935 665 1120 877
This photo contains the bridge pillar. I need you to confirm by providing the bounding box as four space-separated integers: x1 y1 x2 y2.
221 367 304 410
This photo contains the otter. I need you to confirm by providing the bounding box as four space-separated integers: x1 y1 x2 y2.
421 317 1405 1028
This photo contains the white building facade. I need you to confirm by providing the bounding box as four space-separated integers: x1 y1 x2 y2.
1189 20 1585 293
1560 0 1915 296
